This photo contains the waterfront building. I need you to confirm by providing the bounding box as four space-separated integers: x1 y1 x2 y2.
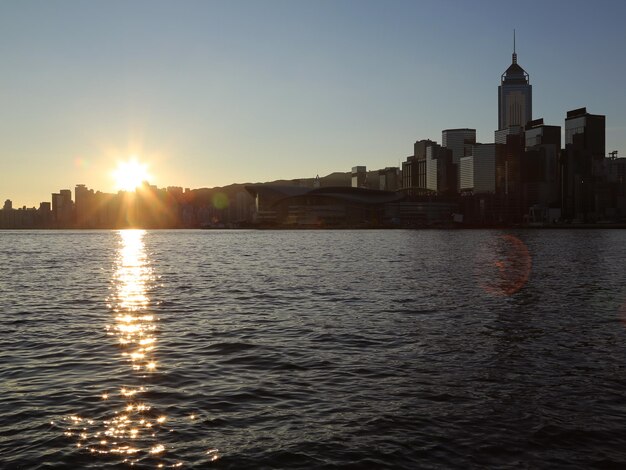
606 154 626 220
401 139 436 195
425 144 455 195
524 119 562 222
459 143 497 194
562 107 606 221
442 129 476 164
490 34 534 223
495 132 525 222
378 167 401 191
498 34 532 130
51 189 74 226
245 185 402 227
75 184 96 228
351 166 367 188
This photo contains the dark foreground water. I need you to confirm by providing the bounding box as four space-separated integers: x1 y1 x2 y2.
1 229 626 469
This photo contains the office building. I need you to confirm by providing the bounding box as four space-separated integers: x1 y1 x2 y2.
351 166 367 188
378 167 401 191
442 129 476 164
426 144 455 195
402 139 436 194
562 107 606 221
459 144 496 194
498 34 532 130
524 119 562 221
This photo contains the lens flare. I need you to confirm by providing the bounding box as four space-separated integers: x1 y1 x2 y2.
475 234 532 296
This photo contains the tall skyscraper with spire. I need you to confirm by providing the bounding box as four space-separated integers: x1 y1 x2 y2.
498 31 532 130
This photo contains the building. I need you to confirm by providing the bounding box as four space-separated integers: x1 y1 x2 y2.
498 33 532 130
245 185 403 227
401 139 436 195
562 107 606 221
378 167 401 191
351 166 367 188
442 129 476 164
606 153 626 220
75 184 95 228
459 143 496 194
425 144 455 195
523 119 561 222
52 189 73 227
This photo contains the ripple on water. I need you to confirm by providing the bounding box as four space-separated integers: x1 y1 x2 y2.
2 229 626 468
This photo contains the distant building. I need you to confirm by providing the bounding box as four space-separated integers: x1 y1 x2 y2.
52 189 73 227
562 107 606 221
3 199 12 211
75 184 95 228
401 139 436 194
459 143 496 194
425 144 455 195
606 154 626 220
351 166 367 188
498 33 532 130
495 131 526 222
245 185 402 227
378 167 400 191
524 119 561 222
442 128 476 164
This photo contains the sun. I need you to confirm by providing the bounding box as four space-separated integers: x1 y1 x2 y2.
112 158 152 191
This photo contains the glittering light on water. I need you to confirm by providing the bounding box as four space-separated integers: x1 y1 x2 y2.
151 444 165 454
62 230 174 464
207 448 221 462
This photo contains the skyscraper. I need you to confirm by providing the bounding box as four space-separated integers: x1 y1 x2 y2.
442 129 476 164
562 107 606 221
498 32 532 130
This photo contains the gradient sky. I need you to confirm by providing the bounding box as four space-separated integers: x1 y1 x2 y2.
2 0 625 207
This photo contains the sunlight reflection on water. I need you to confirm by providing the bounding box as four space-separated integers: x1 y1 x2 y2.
61 230 204 467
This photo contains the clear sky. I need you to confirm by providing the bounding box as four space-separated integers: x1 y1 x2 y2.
2 0 625 207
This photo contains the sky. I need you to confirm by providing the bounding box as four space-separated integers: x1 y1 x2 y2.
1 0 626 207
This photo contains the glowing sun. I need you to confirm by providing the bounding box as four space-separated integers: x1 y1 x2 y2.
112 158 152 191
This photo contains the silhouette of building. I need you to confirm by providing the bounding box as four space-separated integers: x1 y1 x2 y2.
498 32 532 130
351 166 367 188
459 143 496 194
402 139 437 195
378 167 401 191
562 107 606 222
442 129 476 164
52 189 73 226
75 184 96 228
245 185 403 227
490 33 534 224
523 118 561 222
425 143 455 195
605 153 626 220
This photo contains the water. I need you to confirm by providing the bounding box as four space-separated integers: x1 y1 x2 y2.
1 229 626 469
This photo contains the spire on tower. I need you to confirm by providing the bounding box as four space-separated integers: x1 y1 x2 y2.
512 29 517 64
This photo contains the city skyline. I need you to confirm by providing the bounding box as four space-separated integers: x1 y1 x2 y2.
2 0 626 207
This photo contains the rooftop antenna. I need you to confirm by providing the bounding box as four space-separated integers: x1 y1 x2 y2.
512 29 517 64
